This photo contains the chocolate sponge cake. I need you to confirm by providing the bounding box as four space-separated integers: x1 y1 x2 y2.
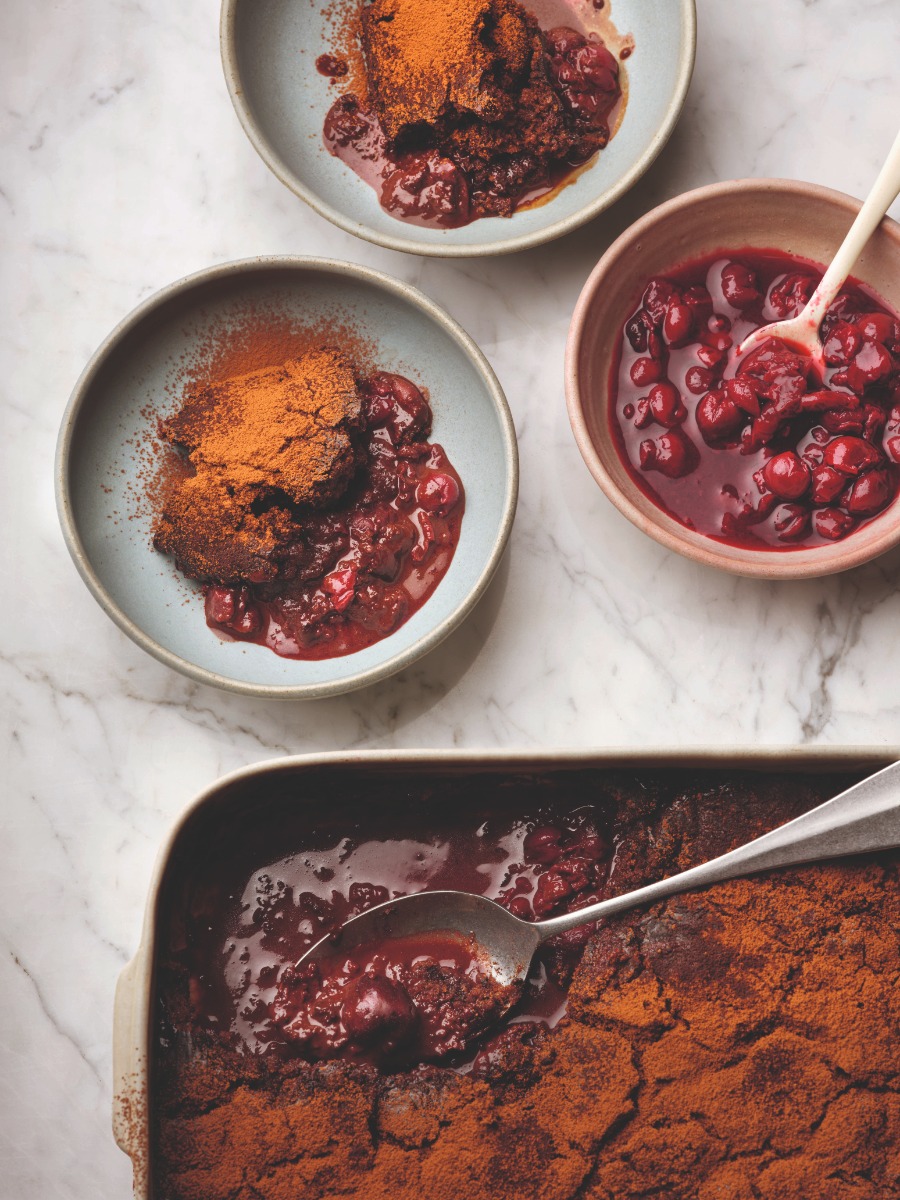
153 349 361 583
360 0 537 144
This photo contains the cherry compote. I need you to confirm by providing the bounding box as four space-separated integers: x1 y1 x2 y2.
612 251 900 548
204 371 464 660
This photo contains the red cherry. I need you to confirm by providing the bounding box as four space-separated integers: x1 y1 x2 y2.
822 407 865 434
380 153 470 224
641 279 675 325
321 565 358 612
524 826 563 864
810 464 847 505
663 299 694 346
234 601 262 636
814 508 856 540
647 381 686 427
823 321 862 367
772 503 810 542
205 586 236 625
858 313 899 345
205 586 261 636
887 435 900 463
630 357 663 387
768 273 816 320
416 472 460 515
696 391 743 443
823 436 884 476
724 376 761 416
720 262 760 308
853 339 893 385
634 397 653 428
685 366 715 395
341 975 415 1042
843 468 894 516
762 451 811 500
639 429 698 478
697 345 725 369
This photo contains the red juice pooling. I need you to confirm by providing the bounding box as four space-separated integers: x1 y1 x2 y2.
178 793 612 1072
610 250 900 549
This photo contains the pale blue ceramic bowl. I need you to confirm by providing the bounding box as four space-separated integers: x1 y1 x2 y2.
56 258 517 697
220 0 696 257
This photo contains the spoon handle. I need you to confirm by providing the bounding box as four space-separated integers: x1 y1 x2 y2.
803 124 900 331
536 760 900 940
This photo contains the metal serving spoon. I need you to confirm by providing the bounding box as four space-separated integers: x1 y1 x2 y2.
297 761 900 1016
738 125 900 372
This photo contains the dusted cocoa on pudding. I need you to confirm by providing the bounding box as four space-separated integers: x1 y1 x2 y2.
322 0 626 228
611 250 900 549
153 344 464 660
152 768 900 1199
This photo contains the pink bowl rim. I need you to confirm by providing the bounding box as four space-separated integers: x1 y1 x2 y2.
565 177 900 580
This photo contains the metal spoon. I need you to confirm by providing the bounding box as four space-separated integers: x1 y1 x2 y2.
297 761 900 1016
738 125 900 372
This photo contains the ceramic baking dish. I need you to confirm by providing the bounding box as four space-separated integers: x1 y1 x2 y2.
112 746 898 1197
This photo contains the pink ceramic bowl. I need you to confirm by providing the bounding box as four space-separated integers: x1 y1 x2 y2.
565 179 900 579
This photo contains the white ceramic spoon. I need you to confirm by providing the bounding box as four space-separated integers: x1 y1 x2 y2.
738 125 900 371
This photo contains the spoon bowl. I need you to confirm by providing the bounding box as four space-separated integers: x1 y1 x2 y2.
299 890 541 998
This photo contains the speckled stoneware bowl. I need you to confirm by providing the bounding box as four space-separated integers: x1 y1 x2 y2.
220 0 696 257
566 179 900 580
56 257 517 698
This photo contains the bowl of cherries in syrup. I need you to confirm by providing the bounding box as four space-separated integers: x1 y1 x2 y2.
566 178 900 578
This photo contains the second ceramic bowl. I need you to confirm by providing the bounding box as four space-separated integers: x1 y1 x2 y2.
220 0 696 257
566 179 900 579
56 258 517 698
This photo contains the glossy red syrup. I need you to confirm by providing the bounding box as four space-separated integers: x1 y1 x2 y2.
203 372 464 660
611 251 900 549
183 792 612 1071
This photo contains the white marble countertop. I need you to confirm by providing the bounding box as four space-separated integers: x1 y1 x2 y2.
3 0 900 1193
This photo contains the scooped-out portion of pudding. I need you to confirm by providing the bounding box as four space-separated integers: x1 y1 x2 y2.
322 0 627 228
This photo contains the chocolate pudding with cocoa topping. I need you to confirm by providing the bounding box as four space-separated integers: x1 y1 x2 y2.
322 0 627 228
152 768 900 1199
153 347 465 660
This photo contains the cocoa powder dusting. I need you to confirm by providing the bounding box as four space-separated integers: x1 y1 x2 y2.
361 0 531 137
153 771 900 1199
153 348 362 583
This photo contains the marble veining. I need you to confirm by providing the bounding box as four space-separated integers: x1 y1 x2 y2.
2 0 900 1194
